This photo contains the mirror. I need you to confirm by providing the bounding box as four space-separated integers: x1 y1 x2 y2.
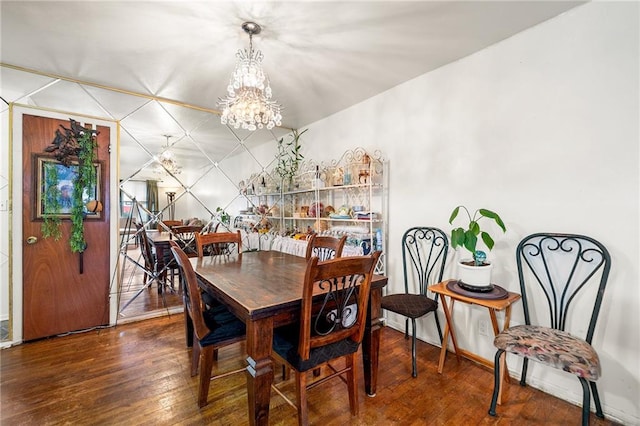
0 64 292 325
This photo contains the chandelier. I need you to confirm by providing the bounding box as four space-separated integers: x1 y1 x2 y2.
218 21 282 131
155 135 181 175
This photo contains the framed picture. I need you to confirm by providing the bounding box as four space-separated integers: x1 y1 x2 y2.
35 155 102 219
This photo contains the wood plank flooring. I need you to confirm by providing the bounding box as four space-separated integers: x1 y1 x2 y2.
117 246 183 321
1 314 620 425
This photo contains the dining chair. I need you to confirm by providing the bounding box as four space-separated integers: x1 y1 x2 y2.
489 233 611 426
271 251 382 425
380 226 448 377
157 220 182 232
170 241 246 408
304 233 347 261
172 225 203 257
195 230 242 258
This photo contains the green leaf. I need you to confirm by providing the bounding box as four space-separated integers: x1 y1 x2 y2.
463 230 477 253
450 227 465 249
469 221 480 235
481 232 495 250
448 206 460 224
479 208 506 232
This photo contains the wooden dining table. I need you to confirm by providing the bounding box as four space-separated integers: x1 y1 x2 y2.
191 250 388 426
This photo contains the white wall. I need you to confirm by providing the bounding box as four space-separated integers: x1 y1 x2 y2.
301 3 639 424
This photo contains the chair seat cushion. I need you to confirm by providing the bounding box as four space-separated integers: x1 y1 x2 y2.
273 324 360 372
200 306 245 346
494 325 601 380
381 294 437 318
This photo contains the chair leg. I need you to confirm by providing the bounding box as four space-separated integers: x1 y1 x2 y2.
191 337 200 377
404 318 409 339
519 358 529 386
411 318 418 378
346 353 359 416
488 349 504 416
295 370 308 426
198 346 215 408
590 381 605 419
433 311 443 344
578 377 591 426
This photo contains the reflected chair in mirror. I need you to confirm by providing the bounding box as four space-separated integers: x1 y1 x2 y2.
172 225 203 257
157 220 182 232
195 230 242 258
380 227 448 377
305 234 347 261
170 242 246 408
489 233 611 426
271 252 381 426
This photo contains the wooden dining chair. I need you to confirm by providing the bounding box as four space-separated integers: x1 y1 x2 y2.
157 220 182 232
305 233 347 261
195 230 242 258
380 226 448 377
170 241 246 408
172 225 203 257
271 251 382 425
489 233 612 426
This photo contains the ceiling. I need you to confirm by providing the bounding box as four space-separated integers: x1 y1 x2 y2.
1 1 583 180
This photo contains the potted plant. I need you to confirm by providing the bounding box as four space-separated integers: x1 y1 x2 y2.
448 206 506 289
274 128 307 190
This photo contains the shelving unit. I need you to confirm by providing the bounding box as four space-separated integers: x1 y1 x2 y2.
239 147 387 274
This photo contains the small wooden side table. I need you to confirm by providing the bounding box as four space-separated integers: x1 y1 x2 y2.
429 280 521 378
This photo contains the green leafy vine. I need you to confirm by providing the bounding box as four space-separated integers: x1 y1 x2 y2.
41 163 62 240
43 119 99 253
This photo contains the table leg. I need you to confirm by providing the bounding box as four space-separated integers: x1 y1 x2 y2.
363 287 383 396
437 297 461 373
246 317 274 426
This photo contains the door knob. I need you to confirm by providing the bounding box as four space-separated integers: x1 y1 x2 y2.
26 236 38 245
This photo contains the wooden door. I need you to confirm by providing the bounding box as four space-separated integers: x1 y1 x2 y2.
22 114 111 340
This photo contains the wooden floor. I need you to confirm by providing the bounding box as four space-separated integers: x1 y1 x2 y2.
1 315 620 426
117 245 183 321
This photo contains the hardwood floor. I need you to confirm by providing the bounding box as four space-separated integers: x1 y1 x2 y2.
1 315 619 425
117 245 183 321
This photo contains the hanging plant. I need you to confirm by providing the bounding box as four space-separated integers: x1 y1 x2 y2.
43 119 99 253
41 162 62 240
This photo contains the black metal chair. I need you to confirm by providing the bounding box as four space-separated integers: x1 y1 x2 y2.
489 233 611 426
271 252 381 425
380 227 448 377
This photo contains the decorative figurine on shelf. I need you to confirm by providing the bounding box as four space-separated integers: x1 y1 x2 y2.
333 167 344 186
359 153 371 184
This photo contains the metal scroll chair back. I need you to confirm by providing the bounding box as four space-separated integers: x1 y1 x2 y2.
489 233 611 425
271 252 381 425
380 226 448 377
305 234 347 261
517 233 611 337
195 231 242 258
170 241 246 408
402 227 449 299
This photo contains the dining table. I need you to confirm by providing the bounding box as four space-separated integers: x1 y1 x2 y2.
191 250 388 426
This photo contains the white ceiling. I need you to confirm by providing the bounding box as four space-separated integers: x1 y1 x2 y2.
1 1 583 179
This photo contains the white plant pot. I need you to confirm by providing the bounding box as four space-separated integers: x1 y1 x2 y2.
458 259 493 289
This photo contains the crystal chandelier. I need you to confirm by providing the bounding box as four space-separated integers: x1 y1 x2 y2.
218 21 282 131
155 135 181 175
